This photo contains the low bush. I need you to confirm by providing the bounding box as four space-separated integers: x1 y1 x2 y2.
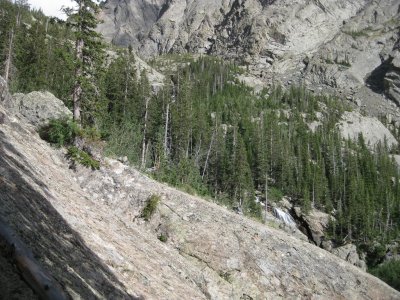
141 194 161 221
40 118 102 146
39 118 80 147
67 146 100 170
158 234 168 243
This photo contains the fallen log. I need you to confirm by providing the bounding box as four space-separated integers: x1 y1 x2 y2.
0 218 68 300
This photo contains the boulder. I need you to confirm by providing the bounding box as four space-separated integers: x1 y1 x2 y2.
12 91 71 127
280 201 332 246
331 244 367 271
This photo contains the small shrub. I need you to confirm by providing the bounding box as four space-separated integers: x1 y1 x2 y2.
342 29 369 38
40 118 101 146
158 234 168 243
67 146 100 170
141 194 160 221
39 118 80 147
335 59 351 67
219 271 233 283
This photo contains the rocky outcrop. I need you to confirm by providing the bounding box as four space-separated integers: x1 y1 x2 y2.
293 207 334 248
385 46 400 106
11 92 72 127
97 0 166 47
99 0 367 62
286 204 368 271
134 54 165 92
337 110 398 149
1 99 399 298
332 244 367 271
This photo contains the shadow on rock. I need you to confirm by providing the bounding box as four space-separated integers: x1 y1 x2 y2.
365 58 393 94
0 131 140 299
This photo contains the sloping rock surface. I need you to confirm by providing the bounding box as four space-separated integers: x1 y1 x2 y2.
1 92 399 298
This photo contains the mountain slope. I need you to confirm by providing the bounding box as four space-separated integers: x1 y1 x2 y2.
98 0 400 118
99 0 367 60
1 83 399 298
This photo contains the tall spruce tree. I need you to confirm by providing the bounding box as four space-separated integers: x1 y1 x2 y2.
63 0 104 126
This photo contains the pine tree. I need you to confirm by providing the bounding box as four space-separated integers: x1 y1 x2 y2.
63 0 104 126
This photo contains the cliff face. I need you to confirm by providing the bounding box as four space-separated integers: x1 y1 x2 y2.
1 79 399 299
98 0 400 118
99 0 367 61
97 0 166 47
385 37 400 106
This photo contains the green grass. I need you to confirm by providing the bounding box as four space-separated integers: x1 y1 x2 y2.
342 27 372 39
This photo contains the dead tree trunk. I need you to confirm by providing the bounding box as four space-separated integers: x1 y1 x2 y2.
141 97 150 169
202 128 215 179
4 27 14 84
265 173 268 218
72 37 83 125
0 219 68 299
164 102 170 158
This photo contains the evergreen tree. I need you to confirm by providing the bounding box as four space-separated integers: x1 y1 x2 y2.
63 0 104 126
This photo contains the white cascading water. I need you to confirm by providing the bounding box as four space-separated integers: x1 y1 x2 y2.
273 207 297 227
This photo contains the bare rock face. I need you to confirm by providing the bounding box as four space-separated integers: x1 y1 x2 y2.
97 0 166 47
1 100 399 299
99 0 368 63
12 91 72 127
337 110 398 149
385 47 400 106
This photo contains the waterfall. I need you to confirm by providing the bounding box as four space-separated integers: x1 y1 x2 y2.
273 207 296 227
